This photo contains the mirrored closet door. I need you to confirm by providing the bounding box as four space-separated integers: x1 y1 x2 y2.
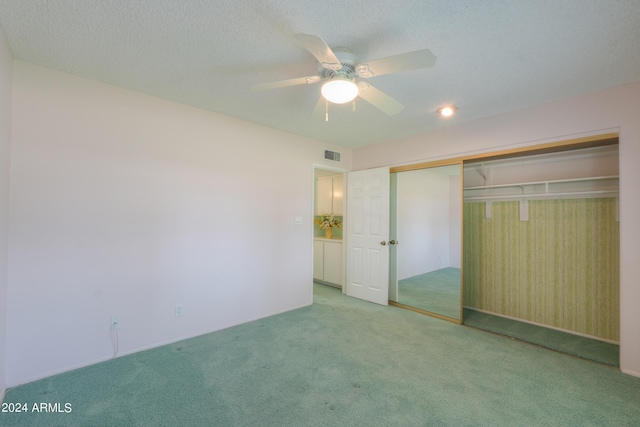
389 162 463 323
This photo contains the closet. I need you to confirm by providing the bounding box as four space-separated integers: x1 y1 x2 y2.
383 135 620 364
462 142 619 343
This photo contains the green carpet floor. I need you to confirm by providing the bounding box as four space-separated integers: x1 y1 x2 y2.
463 308 620 367
2 283 639 426
398 268 461 319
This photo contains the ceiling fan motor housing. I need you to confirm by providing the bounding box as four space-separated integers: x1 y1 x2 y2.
322 49 358 81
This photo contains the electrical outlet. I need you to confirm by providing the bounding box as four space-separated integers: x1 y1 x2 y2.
110 316 121 330
175 305 184 317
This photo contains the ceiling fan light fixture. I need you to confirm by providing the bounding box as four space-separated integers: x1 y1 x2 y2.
321 79 359 104
438 105 457 117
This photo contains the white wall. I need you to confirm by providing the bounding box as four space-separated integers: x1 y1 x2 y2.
353 81 640 377
396 169 450 279
464 146 619 188
0 27 12 399
6 61 351 386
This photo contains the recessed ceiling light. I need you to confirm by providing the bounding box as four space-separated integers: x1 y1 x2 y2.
438 106 457 117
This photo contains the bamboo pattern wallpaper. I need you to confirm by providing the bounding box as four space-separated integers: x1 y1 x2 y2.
463 198 619 341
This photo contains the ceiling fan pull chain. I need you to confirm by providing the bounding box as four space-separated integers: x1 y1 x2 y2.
325 99 329 122
352 99 356 112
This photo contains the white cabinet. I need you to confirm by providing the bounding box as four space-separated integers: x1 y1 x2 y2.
315 175 343 215
332 175 343 215
316 177 333 214
322 240 343 285
313 239 343 286
313 240 324 280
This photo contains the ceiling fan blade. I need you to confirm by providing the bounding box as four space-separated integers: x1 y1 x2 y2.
293 33 342 71
357 82 404 116
251 75 321 91
356 48 436 78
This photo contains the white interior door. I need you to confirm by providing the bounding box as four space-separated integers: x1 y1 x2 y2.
346 167 390 305
388 172 398 302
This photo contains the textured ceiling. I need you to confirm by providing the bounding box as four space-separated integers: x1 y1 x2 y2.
1 0 639 148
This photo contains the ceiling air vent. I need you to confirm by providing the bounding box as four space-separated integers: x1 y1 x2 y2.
324 149 341 162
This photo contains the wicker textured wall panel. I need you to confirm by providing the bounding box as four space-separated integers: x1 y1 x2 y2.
464 199 619 341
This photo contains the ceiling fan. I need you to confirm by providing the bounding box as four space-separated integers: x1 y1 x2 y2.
251 33 436 117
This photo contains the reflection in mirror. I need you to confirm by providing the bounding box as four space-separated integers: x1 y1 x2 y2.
390 164 462 321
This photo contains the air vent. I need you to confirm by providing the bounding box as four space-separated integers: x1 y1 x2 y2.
324 149 341 162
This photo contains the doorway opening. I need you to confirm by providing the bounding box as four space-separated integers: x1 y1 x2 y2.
313 167 346 293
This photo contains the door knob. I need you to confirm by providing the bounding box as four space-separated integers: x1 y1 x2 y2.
380 241 387 245
389 240 397 245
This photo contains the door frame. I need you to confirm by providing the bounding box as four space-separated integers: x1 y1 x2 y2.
312 164 348 293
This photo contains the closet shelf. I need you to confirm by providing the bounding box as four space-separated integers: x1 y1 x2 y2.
464 190 618 202
464 175 618 191
464 175 619 202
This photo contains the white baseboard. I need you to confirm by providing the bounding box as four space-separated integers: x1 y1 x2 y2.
464 306 619 345
620 368 640 379
8 301 313 388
